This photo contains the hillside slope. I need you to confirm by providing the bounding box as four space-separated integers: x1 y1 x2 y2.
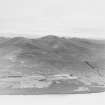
0 35 105 94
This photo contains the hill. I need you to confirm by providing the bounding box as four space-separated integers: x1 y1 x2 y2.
0 35 105 94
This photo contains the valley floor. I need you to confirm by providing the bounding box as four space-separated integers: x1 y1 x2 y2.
0 72 105 94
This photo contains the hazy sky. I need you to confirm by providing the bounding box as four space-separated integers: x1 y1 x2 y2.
0 0 105 38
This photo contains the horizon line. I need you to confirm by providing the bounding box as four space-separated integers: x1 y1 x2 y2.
0 32 105 40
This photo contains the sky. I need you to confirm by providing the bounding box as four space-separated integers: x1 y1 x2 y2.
0 0 105 39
